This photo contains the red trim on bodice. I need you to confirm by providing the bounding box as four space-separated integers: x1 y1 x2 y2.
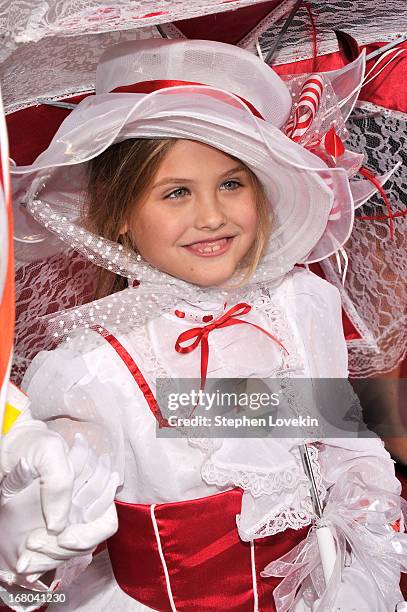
94 327 170 428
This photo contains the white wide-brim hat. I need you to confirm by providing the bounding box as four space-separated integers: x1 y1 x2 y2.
11 38 382 286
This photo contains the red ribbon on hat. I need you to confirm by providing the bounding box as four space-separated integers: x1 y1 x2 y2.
175 302 288 393
111 79 264 119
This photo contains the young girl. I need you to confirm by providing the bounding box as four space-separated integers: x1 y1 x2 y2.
1 39 406 611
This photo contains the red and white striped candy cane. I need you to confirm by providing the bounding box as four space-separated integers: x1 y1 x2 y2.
285 74 324 142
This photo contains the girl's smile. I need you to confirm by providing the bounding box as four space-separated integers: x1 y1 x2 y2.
125 139 259 287
182 235 234 257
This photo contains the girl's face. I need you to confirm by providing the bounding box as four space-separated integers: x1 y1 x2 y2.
126 140 259 287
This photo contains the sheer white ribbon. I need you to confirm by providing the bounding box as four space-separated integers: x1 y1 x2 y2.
261 472 407 611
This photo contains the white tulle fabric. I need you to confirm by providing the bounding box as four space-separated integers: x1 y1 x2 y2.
263 467 406 611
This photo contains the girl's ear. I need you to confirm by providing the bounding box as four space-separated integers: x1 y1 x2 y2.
119 221 129 236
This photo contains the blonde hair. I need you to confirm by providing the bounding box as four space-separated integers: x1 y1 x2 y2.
85 138 271 298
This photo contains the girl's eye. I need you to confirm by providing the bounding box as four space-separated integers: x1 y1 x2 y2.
165 187 190 200
164 180 242 199
220 180 242 191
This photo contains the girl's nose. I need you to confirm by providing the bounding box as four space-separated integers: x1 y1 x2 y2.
194 194 227 230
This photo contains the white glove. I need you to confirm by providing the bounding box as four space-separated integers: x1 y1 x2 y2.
18 435 119 577
0 433 119 584
0 414 74 534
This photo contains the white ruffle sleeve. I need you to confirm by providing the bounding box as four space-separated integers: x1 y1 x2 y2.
22 344 126 482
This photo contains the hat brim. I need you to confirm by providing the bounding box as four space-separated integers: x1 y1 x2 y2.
11 86 354 281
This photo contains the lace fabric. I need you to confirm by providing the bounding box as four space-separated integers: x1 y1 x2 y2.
201 456 309 499
248 284 305 376
12 249 97 385
0 0 269 62
323 103 406 376
242 444 326 539
258 0 407 64
1 0 404 66
1 27 160 112
202 442 326 539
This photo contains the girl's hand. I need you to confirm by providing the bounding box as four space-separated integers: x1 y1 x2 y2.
0 417 74 533
0 434 119 583
17 503 118 577
18 435 119 576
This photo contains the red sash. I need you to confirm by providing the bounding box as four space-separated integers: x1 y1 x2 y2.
107 488 309 611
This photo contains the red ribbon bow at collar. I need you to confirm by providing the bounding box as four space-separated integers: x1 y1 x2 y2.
175 302 288 392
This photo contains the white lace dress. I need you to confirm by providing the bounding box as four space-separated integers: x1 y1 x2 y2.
22 268 403 611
